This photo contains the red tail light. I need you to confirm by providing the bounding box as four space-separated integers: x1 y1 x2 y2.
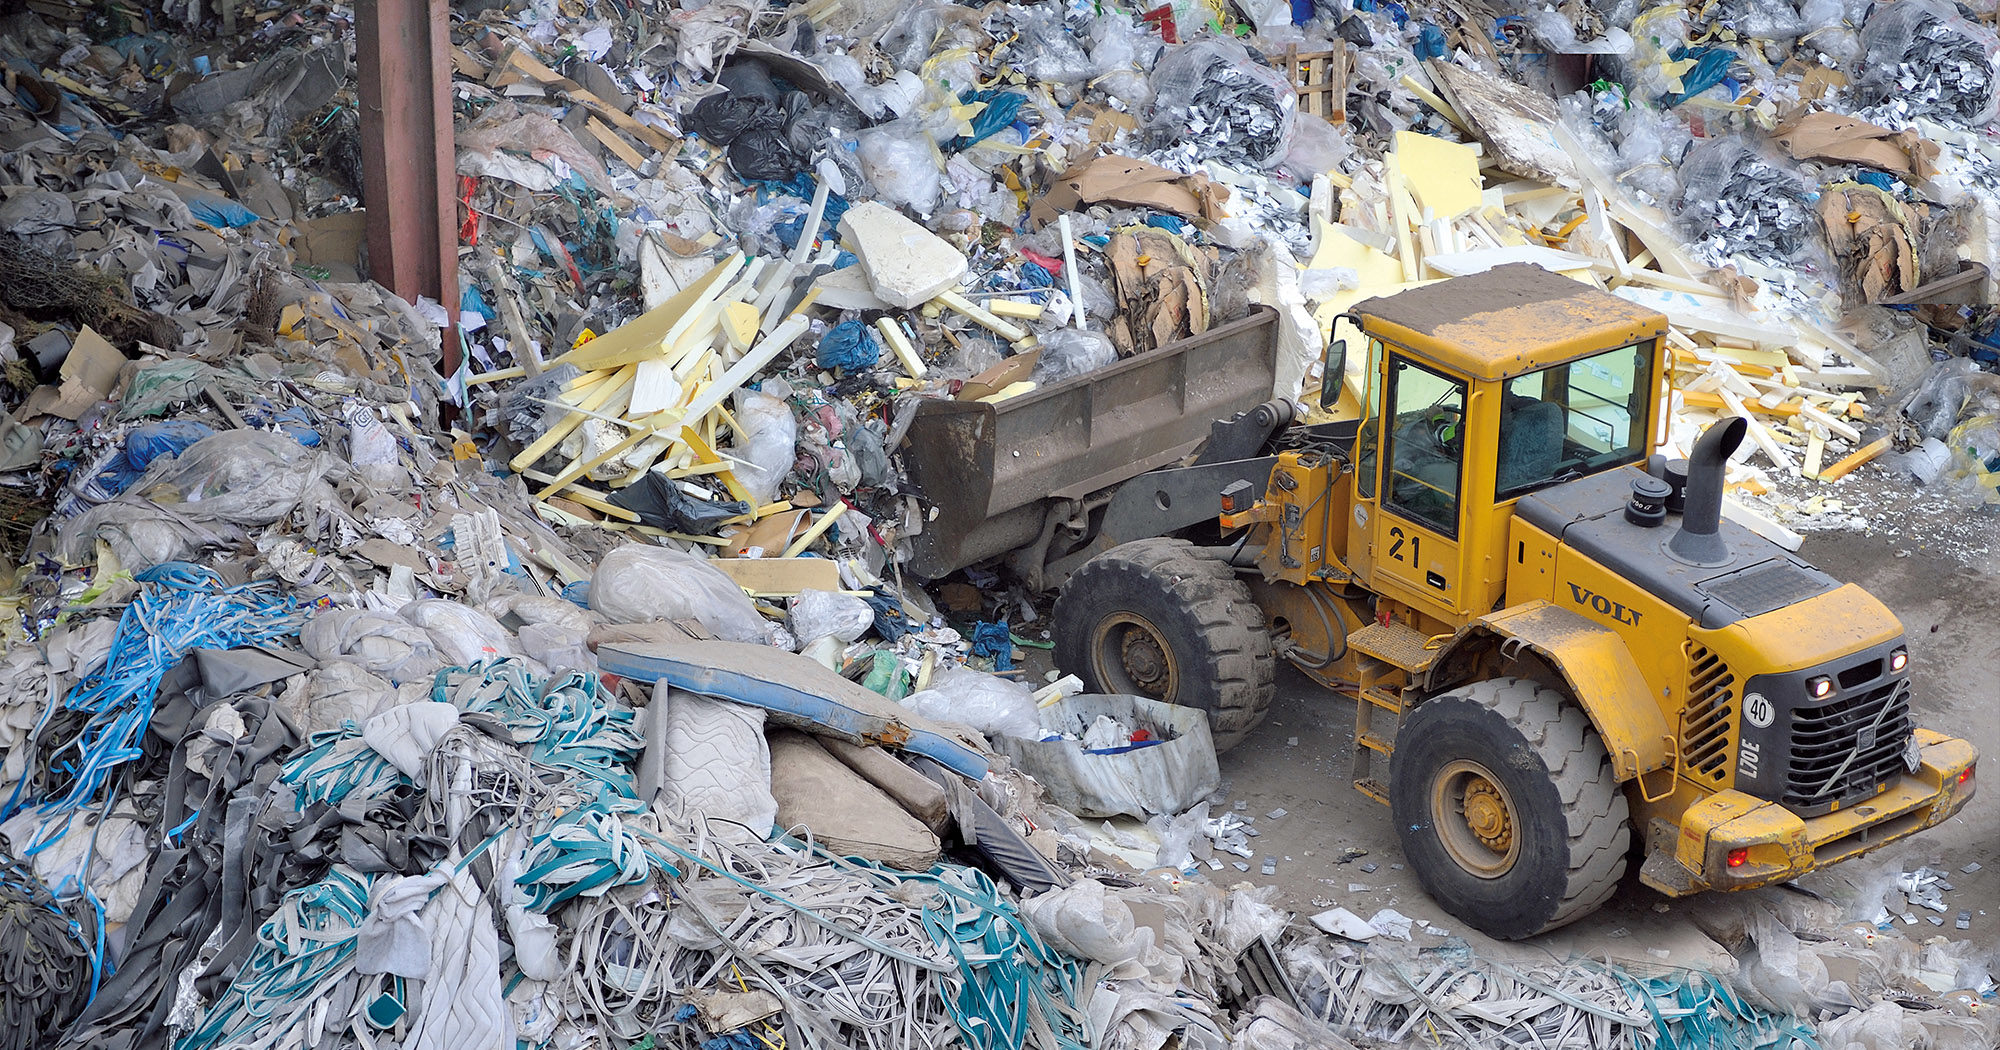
1727 848 1749 868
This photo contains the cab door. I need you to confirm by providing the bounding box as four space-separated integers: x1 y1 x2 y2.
1368 353 1473 622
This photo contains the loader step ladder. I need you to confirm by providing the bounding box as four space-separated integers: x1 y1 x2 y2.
1344 621 1441 805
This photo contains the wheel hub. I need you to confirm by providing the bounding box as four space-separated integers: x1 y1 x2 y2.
1431 759 1521 879
1120 631 1170 690
1462 780 1514 854
1090 612 1179 701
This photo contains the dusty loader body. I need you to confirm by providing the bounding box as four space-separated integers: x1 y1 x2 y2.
1042 265 1975 939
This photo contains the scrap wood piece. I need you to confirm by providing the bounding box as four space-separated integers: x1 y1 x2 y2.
485 38 677 154
1818 436 1889 482
584 116 647 170
1717 387 1797 475
1398 74 1466 132
533 417 669 501
518 469 642 521
555 253 743 371
935 291 1027 343
481 256 546 377
875 317 926 379
1723 496 1804 552
782 502 849 558
677 426 755 505
507 363 637 473
1799 403 1861 443
1284 44 1350 124
1384 155 1421 283
711 557 841 595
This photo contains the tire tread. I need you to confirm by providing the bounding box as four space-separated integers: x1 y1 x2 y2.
1053 539 1275 750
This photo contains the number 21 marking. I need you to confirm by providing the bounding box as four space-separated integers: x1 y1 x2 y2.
1388 526 1419 563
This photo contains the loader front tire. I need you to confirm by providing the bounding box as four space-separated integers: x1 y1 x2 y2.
1389 677 1631 939
1054 539 1274 752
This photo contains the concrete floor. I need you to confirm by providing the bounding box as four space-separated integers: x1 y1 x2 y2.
1193 489 2000 972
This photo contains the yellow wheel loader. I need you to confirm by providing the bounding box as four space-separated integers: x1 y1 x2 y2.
1050 264 1977 939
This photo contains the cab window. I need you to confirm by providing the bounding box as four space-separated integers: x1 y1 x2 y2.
1383 356 1465 538
1495 341 1654 500
1355 338 1384 499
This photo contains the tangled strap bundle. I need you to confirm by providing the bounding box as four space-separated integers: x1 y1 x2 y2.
3 563 307 826
561 819 1090 1050
0 854 92 1049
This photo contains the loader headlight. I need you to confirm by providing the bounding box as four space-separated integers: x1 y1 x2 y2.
1890 648 1908 673
1808 676 1834 699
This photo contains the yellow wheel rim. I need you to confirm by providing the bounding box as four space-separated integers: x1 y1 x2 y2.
1431 759 1520 879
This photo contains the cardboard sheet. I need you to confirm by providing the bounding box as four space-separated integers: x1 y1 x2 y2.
1775 112 1939 180
18 326 128 421
1030 155 1231 228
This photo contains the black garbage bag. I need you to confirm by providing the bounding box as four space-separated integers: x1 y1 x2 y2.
608 475 751 534
686 91 784 145
730 127 808 182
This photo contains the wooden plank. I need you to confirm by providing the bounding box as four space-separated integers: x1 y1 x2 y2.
935 291 1027 342
486 257 543 376
876 317 926 380
678 315 811 425
585 117 646 170
493 40 677 153
1718 387 1797 475
678 426 755 505
1399 74 1464 132
518 470 642 521
1799 403 1862 443
466 366 527 387
987 299 1045 321
1818 436 1889 482
533 419 663 501
711 557 841 595
507 364 636 472
782 502 850 557
553 254 741 370
1723 496 1804 552
1384 155 1420 283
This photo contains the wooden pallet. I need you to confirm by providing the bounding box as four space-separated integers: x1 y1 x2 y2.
1284 45 1350 125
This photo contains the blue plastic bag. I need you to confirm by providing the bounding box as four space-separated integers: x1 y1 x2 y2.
971 621 1014 671
815 320 880 371
96 421 216 494
187 195 260 228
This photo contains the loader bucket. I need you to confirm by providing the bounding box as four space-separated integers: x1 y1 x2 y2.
899 306 1280 578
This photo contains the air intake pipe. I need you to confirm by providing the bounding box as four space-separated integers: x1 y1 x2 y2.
1666 417 1745 566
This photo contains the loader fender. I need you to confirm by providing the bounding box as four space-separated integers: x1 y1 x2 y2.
1426 600 1673 784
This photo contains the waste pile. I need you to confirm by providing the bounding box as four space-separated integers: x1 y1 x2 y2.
0 0 1998 1047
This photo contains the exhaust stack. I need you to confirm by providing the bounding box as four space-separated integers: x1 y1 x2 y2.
1666 418 1746 566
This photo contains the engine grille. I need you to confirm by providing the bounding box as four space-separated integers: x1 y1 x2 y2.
1681 645 1735 782
1781 677 1912 811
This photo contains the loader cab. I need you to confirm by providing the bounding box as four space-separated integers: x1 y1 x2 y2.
1344 265 1669 630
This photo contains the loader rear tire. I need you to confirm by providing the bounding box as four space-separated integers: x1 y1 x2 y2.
1053 538 1275 752
1389 677 1631 939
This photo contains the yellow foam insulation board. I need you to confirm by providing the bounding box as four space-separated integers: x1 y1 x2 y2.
1393 131 1483 218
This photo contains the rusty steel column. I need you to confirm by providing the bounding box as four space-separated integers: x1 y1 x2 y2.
356 0 460 374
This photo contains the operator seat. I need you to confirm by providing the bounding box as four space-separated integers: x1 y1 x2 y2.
1497 395 1564 495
